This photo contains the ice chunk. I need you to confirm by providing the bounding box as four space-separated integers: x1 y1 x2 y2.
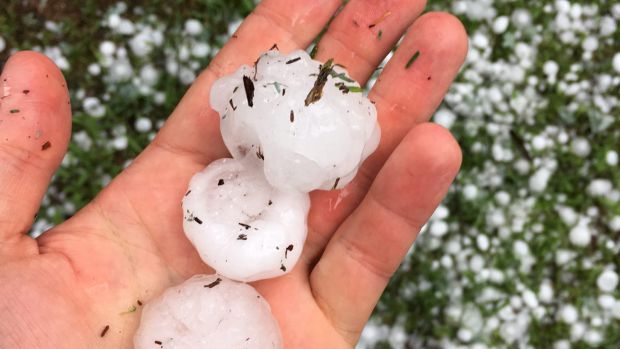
210 49 380 192
183 158 310 282
134 274 282 349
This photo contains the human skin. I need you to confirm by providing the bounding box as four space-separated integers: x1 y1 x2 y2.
0 0 467 348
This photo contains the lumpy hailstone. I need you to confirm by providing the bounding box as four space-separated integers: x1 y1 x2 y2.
134 275 282 349
210 49 380 192
183 158 310 282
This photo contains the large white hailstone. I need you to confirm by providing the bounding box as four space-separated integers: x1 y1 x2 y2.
609 216 620 232
555 249 575 264
134 274 282 349
511 9 532 28
602 16 619 36
476 234 490 251
434 108 456 129
184 19 203 35
191 42 210 58
613 300 620 319
582 36 598 52
82 96 106 118
614 53 620 73
109 59 134 82
538 281 554 303
570 137 591 157
492 16 510 34
183 158 310 282
584 330 603 346
140 64 159 87
587 179 613 197
521 289 539 308
529 167 553 193
569 219 592 247
556 205 578 226
598 294 615 309
596 269 619 292
570 322 586 341
513 240 530 257
358 321 390 348
210 49 380 192
135 117 153 133
463 184 479 200
99 40 116 56
606 150 619 166
559 304 579 324
179 67 196 85
429 220 449 237
87 63 101 76
457 328 473 342
543 60 559 77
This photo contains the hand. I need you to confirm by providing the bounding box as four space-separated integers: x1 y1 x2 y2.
0 1 467 348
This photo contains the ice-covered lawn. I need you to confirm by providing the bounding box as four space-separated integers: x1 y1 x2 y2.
1 0 619 348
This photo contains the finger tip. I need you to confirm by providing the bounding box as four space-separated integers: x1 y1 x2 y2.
416 12 469 64
1 50 71 161
3 50 68 86
2 51 71 113
396 11 469 73
407 122 462 177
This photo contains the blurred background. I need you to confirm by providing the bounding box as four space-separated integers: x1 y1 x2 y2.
1 0 619 348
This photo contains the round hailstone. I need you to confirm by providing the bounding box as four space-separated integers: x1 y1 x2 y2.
529 167 553 193
210 49 380 192
587 179 612 197
429 220 449 237
559 304 579 324
606 150 619 166
135 117 153 133
191 42 210 58
609 216 620 232
613 300 620 319
538 282 554 303
463 184 479 200
457 328 473 342
584 330 602 346
596 269 619 292
613 53 620 73
569 220 591 247
134 274 282 349
492 16 510 34
598 294 615 309
582 36 598 52
543 60 559 77
183 158 310 282
99 40 116 56
184 19 203 35
140 64 159 87
570 137 591 157
553 340 571 349
87 63 101 76
83 97 106 118
433 108 456 129
476 234 490 251
522 289 539 308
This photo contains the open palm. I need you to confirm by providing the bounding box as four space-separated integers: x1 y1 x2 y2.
0 1 467 348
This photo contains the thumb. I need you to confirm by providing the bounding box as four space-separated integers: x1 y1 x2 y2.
0 51 72 262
